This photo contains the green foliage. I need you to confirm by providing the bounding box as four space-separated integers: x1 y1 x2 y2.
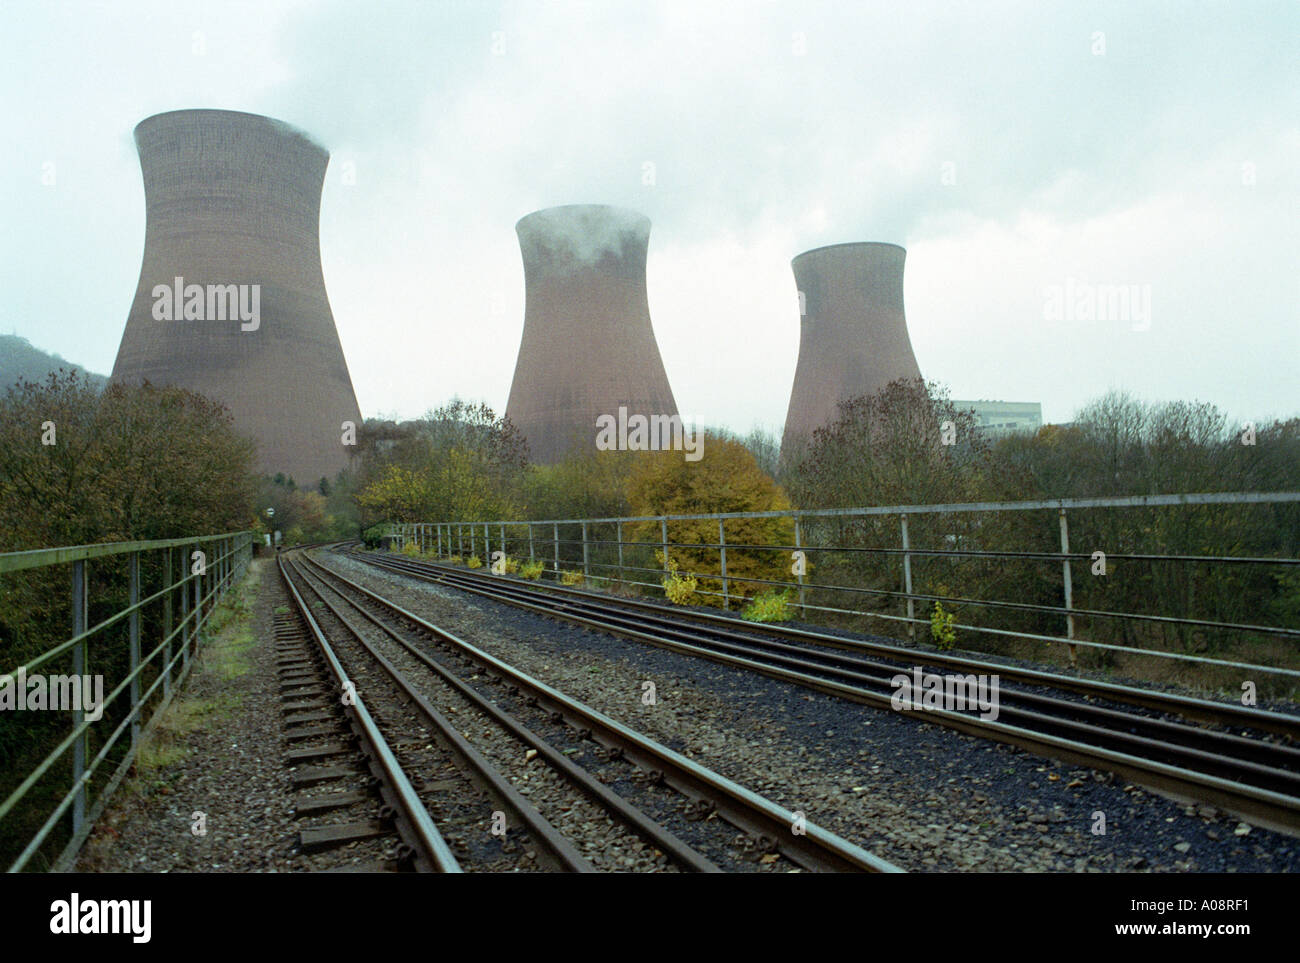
524 448 634 520
0 371 256 551
931 601 957 650
559 569 585 587
401 541 422 557
353 400 528 529
742 588 794 623
466 555 483 569
520 559 546 580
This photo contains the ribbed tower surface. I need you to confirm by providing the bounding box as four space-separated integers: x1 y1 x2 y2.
781 242 922 452
505 205 679 464
110 108 362 485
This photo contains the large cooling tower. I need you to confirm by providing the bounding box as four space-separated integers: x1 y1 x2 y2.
111 108 362 485
781 242 922 452
505 205 679 464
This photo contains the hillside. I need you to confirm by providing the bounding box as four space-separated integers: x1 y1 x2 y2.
0 334 108 391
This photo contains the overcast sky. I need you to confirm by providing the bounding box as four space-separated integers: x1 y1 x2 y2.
2 0 1296 432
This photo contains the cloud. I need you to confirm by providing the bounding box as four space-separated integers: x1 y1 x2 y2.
1 0 1296 435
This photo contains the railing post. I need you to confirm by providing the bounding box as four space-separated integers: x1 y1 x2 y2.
458 523 464 559
71 559 87 835
500 523 506 563
528 523 535 561
128 551 141 751
616 521 623 585
437 524 443 558
1059 508 1078 667
661 517 669 573
193 546 203 651
794 514 806 613
180 555 191 670
581 521 590 579
719 517 729 610
553 522 559 575
484 523 490 565
901 514 915 639
469 525 475 559
163 548 173 698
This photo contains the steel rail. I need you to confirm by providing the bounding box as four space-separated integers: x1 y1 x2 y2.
371 559 1300 782
355 552 1300 836
371 553 1300 734
310 551 901 873
277 556 461 873
297 555 722 873
285 557 595 873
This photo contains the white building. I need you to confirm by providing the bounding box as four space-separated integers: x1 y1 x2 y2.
951 399 1043 439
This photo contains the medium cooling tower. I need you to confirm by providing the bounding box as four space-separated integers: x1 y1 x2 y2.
781 242 922 452
111 108 362 485
505 205 679 464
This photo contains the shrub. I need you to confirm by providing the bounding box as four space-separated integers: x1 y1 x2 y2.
520 559 546 580
559 569 585 587
490 554 521 575
660 555 698 605
742 589 794 623
466 555 483 569
931 601 957 650
447 555 463 565
401 541 421 557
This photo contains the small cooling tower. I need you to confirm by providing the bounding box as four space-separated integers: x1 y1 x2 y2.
781 242 922 452
505 205 679 464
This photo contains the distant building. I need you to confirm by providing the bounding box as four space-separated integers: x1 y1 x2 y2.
952 399 1043 439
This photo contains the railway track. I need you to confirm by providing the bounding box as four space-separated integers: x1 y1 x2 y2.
281 549 900 872
274 555 459 872
350 549 1300 836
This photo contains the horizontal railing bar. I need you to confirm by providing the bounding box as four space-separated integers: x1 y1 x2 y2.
7 537 246 678
0 530 248 574
416 491 1300 529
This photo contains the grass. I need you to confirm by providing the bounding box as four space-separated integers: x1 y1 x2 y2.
112 562 260 798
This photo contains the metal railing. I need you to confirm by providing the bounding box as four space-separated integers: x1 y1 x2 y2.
391 492 1300 684
0 531 254 872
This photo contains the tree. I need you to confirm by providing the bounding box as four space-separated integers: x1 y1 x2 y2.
625 435 794 606
352 399 528 528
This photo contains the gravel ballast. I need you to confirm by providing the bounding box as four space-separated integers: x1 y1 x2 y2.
331 550 1300 873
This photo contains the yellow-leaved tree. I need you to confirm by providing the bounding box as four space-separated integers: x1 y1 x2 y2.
625 435 794 607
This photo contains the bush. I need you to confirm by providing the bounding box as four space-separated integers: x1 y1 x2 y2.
559 569 585 587
401 541 421 557
520 559 546 580
661 555 698 605
742 589 794 623
466 555 483 569
931 601 957 650
447 555 463 565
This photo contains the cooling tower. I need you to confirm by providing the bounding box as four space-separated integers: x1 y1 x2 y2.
505 205 679 464
110 108 362 485
781 242 922 452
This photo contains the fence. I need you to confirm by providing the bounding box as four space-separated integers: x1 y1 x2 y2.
391 492 1300 685
0 531 254 872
